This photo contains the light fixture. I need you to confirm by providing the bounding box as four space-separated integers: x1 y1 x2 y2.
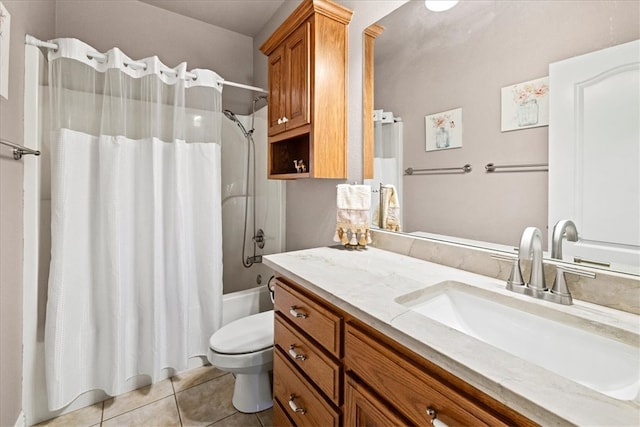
424 0 459 12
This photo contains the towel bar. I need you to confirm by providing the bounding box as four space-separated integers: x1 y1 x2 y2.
404 164 471 175
0 138 41 160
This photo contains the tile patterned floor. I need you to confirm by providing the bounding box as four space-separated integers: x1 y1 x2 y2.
34 366 273 427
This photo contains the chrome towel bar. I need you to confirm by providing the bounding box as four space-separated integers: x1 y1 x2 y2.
485 162 548 173
405 164 472 175
0 138 41 160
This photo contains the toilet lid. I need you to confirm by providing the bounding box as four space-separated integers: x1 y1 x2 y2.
209 310 274 355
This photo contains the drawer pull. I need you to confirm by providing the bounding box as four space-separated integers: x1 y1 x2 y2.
288 394 306 414
289 306 308 319
427 407 449 427
288 345 307 361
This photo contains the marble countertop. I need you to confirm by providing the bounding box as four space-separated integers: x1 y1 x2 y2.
264 246 640 426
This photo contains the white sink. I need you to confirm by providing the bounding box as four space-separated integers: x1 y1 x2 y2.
395 281 640 401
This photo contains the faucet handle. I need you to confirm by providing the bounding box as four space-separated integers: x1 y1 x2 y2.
490 253 524 289
550 264 596 305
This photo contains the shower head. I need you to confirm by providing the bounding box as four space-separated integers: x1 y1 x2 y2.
252 95 268 115
223 109 251 138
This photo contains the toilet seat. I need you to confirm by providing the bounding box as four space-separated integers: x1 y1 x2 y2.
210 310 274 354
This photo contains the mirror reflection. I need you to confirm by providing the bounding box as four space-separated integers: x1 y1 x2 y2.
368 0 640 275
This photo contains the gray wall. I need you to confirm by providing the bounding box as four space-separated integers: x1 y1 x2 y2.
0 3 55 425
55 0 255 115
374 0 640 247
254 1 407 251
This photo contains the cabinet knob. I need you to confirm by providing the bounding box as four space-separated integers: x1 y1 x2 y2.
288 344 307 361
282 116 289 123
288 394 306 414
426 407 449 427
277 118 283 125
289 306 308 319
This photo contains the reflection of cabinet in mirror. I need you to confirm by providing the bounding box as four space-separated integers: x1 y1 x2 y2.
260 0 352 179
549 39 640 274
363 24 385 180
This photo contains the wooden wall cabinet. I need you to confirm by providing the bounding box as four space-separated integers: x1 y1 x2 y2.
260 0 353 179
271 274 536 427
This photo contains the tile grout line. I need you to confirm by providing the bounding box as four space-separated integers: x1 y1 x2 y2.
170 377 184 427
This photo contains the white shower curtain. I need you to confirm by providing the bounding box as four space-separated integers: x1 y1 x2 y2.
44 38 223 410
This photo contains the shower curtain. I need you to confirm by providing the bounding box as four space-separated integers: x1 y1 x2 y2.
44 38 223 410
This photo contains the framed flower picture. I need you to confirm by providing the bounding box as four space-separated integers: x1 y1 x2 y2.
501 77 549 132
425 107 463 152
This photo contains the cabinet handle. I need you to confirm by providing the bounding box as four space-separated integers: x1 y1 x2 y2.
288 345 307 361
277 118 283 125
282 116 289 123
288 394 306 414
289 306 308 319
426 407 448 427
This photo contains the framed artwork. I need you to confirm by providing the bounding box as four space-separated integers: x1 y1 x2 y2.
501 77 549 131
425 107 462 152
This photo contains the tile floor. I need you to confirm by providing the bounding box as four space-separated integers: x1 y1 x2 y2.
34 365 273 427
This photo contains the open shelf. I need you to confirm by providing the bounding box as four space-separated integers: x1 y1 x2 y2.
269 133 310 178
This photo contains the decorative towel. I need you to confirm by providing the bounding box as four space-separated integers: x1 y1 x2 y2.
334 184 372 247
374 184 401 231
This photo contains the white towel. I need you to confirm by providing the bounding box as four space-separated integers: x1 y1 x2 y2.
334 184 372 247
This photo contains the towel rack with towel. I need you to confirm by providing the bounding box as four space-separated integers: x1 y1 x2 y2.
404 164 472 175
0 138 41 160
485 162 548 173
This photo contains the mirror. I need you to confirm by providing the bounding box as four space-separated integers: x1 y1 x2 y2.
366 0 640 275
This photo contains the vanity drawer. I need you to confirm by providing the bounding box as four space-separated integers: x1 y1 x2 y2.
274 348 340 427
273 398 295 427
275 312 342 403
274 277 342 357
345 324 513 427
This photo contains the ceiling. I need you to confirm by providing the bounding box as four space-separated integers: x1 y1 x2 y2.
139 0 287 37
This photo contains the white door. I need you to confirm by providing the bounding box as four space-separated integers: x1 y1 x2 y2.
549 39 640 274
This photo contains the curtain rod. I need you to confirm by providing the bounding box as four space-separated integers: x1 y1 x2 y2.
25 35 268 94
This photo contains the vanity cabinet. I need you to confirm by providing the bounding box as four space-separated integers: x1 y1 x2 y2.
273 277 343 426
344 323 536 427
272 274 536 427
260 0 352 179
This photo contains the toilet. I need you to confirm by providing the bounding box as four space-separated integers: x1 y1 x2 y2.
207 310 274 413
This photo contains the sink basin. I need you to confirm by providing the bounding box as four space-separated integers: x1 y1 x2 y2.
395 281 640 401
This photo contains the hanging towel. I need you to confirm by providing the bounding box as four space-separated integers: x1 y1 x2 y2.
375 184 401 232
334 184 372 247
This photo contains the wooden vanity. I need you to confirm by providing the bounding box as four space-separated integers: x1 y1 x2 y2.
272 274 535 426
264 246 640 426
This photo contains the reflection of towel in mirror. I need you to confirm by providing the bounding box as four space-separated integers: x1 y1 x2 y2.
375 184 401 231
334 184 372 247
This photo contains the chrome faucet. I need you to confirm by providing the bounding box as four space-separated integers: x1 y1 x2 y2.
551 219 578 260
519 226 547 294
494 225 596 305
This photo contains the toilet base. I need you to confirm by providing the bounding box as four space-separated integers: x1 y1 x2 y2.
232 371 273 413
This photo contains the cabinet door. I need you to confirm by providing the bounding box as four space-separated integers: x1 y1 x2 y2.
284 22 311 132
345 375 409 427
268 45 287 136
